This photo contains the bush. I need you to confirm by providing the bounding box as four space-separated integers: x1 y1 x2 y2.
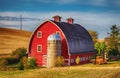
18 56 28 70
28 57 37 69
108 49 119 56
55 56 64 67
0 59 8 70
18 59 24 70
0 56 19 65
5 56 19 64
75 56 80 65
12 47 27 61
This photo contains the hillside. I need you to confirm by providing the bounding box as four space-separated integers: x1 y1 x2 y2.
0 27 32 55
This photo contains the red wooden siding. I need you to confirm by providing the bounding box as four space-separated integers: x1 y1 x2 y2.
70 52 94 65
29 21 69 65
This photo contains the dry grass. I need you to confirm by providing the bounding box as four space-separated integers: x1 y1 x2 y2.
0 65 120 78
0 27 32 55
1 61 120 78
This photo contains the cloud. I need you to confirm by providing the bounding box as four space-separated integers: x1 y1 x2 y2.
0 16 40 21
0 11 120 38
27 0 77 4
28 0 120 7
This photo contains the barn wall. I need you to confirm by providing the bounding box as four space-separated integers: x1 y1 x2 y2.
70 52 94 65
29 21 69 66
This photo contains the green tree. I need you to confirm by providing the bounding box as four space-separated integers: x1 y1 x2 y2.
109 25 119 49
95 42 106 61
107 25 120 56
95 42 106 55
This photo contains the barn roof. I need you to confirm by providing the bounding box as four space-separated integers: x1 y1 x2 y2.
52 21 94 54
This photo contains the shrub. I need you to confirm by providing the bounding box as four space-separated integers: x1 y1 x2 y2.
0 56 19 65
22 56 28 69
5 56 19 64
28 57 37 69
75 56 80 65
18 56 28 70
18 59 24 70
108 49 119 56
55 56 64 67
12 47 27 61
0 59 8 70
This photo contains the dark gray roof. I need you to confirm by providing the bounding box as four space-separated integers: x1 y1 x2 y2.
53 21 94 54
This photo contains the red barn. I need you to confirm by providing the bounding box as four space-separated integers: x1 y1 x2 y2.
28 15 94 67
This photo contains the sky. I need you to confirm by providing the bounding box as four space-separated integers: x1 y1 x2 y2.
0 0 120 39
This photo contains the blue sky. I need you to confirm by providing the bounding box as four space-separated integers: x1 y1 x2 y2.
0 0 120 39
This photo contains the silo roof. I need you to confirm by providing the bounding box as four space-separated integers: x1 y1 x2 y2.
52 21 94 54
48 33 61 40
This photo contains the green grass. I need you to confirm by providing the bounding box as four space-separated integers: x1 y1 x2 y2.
0 61 120 78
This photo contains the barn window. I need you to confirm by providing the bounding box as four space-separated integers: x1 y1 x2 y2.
86 57 88 60
37 31 42 38
37 45 42 52
83 57 85 61
71 59 74 63
80 57 83 61
89 56 91 60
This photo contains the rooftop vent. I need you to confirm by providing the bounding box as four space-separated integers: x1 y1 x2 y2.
53 15 62 22
67 18 74 24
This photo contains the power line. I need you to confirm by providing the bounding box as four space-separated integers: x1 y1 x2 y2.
20 15 22 30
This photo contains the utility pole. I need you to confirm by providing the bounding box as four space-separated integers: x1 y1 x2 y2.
20 15 22 30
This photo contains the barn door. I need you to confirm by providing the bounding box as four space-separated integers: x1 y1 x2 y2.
42 55 47 67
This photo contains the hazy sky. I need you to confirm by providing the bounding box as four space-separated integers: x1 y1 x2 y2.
0 0 120 38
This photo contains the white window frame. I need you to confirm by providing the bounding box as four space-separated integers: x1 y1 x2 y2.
37 31 42 38
80 57 83 61
83 57 85 61
37 45 42 52
70 59 74 63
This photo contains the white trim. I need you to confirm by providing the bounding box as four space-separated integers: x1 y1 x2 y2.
37 45 42 52
64 59 69 60
27 20 50 54
42 55 47 66
71 59 74 63
64 59 70 66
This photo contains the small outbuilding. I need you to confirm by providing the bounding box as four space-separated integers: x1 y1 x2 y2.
28 15 94 67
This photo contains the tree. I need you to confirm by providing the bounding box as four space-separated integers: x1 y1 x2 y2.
109 25 119 49
95 42 106 62
106 25 120 56
88 30 98 44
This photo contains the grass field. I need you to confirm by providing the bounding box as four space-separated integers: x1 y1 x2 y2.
0 27 32 55
0 61 120 78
